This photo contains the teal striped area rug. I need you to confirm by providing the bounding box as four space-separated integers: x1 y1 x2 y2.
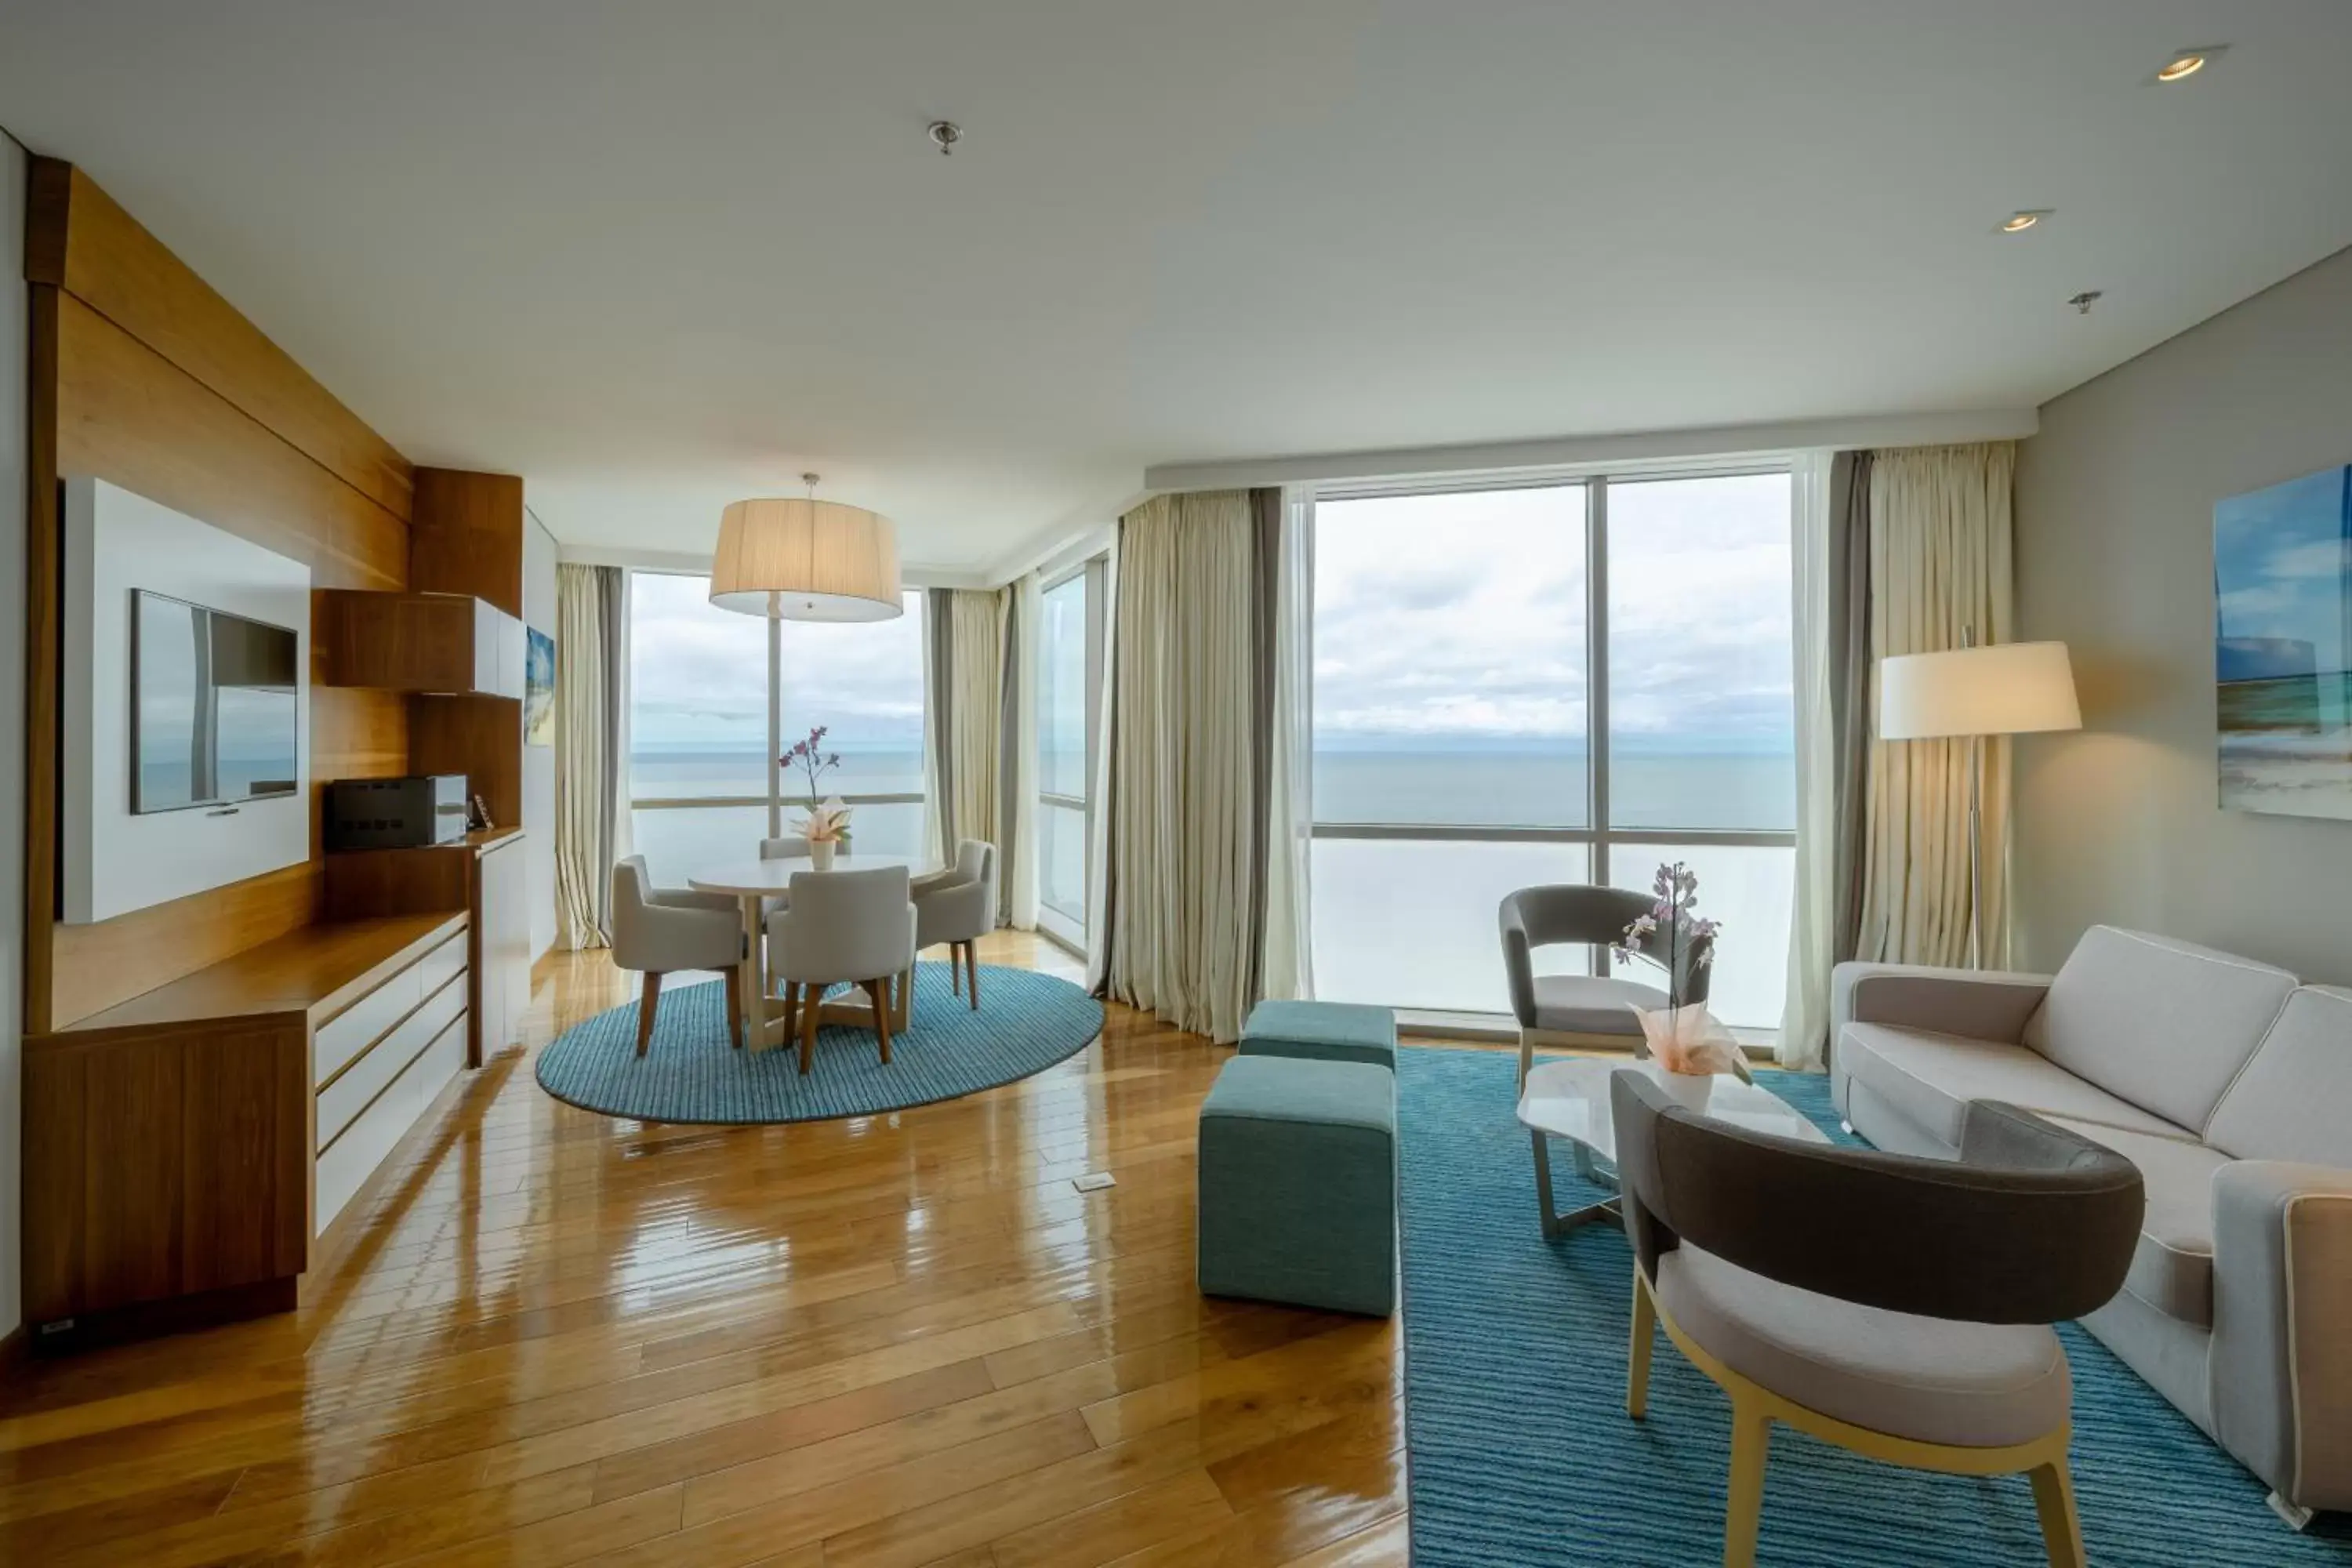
1396 1046 2352 1566
535 962 1103 1124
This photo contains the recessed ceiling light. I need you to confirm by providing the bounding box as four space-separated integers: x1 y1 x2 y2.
1998 210 2052 234
2154 45 2227 82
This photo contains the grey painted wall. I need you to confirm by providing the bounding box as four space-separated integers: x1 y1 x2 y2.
2014 244 2352 982
523 511 558 963
1 125 28 1341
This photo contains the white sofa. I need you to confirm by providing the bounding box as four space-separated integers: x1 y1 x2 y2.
1831 926 2352 1526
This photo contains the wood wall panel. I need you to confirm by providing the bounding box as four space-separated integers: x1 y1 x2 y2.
27 161 413 517
410 468 524 616
23 159 417 1033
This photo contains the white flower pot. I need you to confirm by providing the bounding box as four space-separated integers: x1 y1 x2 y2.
809 840 837 872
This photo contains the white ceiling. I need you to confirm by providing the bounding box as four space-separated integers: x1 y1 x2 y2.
5 2 2350 574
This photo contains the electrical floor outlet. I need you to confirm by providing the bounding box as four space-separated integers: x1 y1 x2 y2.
1073 1171 1116 1192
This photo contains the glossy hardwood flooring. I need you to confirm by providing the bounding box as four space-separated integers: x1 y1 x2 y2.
0 932 1407 1567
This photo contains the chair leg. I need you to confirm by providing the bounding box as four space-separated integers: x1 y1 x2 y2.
1627 1269 1657 1420
1722 1399 1773 1568
2028 1460 2085 1568
867 978 893 1065
964 943 980 1010
1518 1029 1533 1091
949 942 963 996
723 965 744 1048
798 982 822 1075
637 972 662 1057
781 982 801 1048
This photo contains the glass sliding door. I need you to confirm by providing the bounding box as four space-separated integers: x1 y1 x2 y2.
1307 470 1798 1028
1036 561 1102 950
627 572 927 884
1310 484 1591 1011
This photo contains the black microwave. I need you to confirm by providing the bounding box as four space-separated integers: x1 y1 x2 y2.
325 775 470 851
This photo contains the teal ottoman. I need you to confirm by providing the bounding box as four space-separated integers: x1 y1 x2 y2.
1197 1055 1396 1316
1240 999 1398 1070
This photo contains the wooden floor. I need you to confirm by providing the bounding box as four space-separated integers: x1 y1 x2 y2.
0 932 1407 1567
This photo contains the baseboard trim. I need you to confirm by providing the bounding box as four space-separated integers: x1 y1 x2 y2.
25 1276 299 1356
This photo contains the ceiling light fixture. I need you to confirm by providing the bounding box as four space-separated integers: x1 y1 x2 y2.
2069 290 2103 315
2154 45 2226 82
927 120 962 156
1998 209 2052 234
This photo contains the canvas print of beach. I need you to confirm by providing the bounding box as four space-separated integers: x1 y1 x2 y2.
2216 462 2352 818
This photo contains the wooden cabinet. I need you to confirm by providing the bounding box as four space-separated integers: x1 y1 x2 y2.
22 913 468 1345
477 834 532 1058
318 590 525 698
324 826 529 1066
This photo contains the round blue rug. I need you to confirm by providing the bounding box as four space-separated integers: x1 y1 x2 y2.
535 960 1104 1124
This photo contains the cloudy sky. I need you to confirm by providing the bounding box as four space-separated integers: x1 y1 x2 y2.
628 471 1795 770
1312 473 1794 751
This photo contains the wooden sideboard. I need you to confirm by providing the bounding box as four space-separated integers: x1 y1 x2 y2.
22 911 470 1347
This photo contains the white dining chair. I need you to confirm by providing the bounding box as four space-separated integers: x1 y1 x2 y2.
767 865 916 1075
913 840 997 1009
610 855 745 1054
757 836 811 916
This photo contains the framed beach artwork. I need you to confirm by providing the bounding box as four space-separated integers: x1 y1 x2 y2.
2215 461 2352 819
524 627 557 748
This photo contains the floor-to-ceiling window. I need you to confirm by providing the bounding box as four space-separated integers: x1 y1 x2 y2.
629 572 926 885
1036 558 1104 950
1309 471 1795 1026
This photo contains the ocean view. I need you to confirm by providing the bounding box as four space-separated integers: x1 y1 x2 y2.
627 742 1794 1026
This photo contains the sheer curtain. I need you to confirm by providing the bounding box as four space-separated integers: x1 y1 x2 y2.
920 586 1010 870
554 563 626 949
1777 453 1835 1066
1260 486 1316 1001
1098 491 1260 1041
1857 441 2018 968
1004 572 1041 929
1083 537 1121 995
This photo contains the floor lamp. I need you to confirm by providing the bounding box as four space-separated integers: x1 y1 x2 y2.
1878 637 2081 968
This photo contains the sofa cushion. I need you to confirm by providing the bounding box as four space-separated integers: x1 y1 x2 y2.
1654 1245 2072 1449
1838 1022 2190 1152
2044 1117 2227 1328
2022 926 2294 1134
2205 985 2352 1166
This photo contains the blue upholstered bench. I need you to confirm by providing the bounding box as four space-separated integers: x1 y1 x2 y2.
1239 999 1398 1070
1196 1054 1396 1316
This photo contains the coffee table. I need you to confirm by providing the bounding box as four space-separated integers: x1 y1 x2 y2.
1515 1058 1829 1237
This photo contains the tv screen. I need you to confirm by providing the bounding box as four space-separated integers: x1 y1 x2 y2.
132 590 299 813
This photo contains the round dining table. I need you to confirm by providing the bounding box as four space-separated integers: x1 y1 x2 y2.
688 853 935 1051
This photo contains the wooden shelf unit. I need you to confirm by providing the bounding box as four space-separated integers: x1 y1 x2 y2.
318 589 525 699
23 912 470 1347
325 827 531 1068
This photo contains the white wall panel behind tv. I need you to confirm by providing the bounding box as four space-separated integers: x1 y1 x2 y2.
62 477 311 924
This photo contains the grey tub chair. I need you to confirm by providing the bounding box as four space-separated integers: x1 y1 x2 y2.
1610 1073 2143 1568
913 839 997 1009
611 855 746 1054
767 864 916 1076
1499 885 1714 1087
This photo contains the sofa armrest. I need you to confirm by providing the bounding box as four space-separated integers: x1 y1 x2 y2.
2211 1160 2352 1514
1829 962 2052 1044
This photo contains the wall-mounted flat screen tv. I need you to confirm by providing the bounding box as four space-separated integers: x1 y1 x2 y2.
132 590 300 813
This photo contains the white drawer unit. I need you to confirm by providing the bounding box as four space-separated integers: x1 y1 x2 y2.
316 1010 467 1233
313 931 463 1087
317 971 467 1149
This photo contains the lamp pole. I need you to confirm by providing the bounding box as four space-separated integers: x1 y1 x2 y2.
1962 624 1982 971
768 594 782 841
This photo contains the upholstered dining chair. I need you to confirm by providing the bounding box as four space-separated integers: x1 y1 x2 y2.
757 835 811 916
610 855 746 1055
767 864 917 1075
1609 1073 2143 1568
913 839 997 1009
1499 885 1713 1087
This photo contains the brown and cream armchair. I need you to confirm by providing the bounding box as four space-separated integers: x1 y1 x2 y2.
1610 1072 2143 1568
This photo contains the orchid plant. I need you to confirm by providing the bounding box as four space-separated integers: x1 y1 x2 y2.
782 726 853 844
1611 861 1722 1009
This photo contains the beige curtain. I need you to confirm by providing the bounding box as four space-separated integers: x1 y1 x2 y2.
926 586 1008 865
554 563 624 949
1102 492 1260 1042
1856 442 2017 968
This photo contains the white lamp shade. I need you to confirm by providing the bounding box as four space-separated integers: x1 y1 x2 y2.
1879 641 2082 739
710 498 903 621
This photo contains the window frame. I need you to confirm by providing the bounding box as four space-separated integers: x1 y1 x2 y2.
1307 466 1796 1000
1036 554 1106 953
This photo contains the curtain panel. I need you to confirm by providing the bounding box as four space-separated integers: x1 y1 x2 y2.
1777 452 1838 1068
554 562 625 949
1096 488 1301 1042
1856 441 2018 969
923 586 1014 920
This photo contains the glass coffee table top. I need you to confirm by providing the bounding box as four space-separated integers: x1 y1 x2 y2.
1513 1058 1828 1236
